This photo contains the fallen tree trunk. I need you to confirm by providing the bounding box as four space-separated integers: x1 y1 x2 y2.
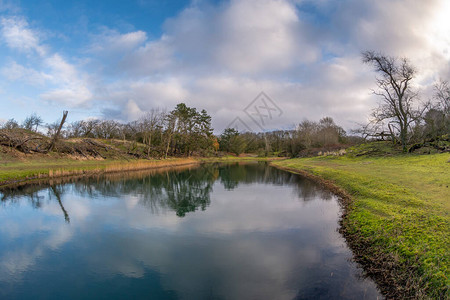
0 132 46 153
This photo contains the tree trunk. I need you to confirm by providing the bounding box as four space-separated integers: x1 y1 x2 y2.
388 123 396 144
165 132 172 159
48 111 68 152
264 133 270 156
400 124 407 152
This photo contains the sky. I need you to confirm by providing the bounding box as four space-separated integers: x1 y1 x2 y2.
0 0 449 133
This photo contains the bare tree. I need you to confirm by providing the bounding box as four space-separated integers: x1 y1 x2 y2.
317 117 343 146
48 111 68 152
94 120 120 139
296 120 317 148
422 80 450 138
66 121 83 138
434 80 449 115
164 113 177 159
123 121 139 141
295 118 345 148
2 118 20 130
22 113 43 132
46 122 60 137
139 109 164 157
362 51 426 152
80 119 99 138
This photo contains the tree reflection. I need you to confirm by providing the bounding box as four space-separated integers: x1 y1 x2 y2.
70 165 216 217
1 162 335 218
1 184 45 208
160 167 214 217
216 162 334 202
50 185 70 223
291 177 334 202
0 183 71 222
219 163 246 190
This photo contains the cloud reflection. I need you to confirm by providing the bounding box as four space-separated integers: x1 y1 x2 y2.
0 163 380 299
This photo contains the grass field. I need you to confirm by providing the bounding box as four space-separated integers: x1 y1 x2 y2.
272 152 450 299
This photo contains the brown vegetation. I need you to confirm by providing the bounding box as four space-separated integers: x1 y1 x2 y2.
0 128 151 160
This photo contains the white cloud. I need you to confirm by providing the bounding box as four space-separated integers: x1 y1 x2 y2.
0 16 46 56
98 78 188 120
93 0 450 129
214 0 317 73
88 29 147 55
31 54 93 106
94 0 318 78
329 0 450 86
40 86 92 106
119 35 175 77
153 0 318 74
0 15 93 107
1 0 449 129
1 61 52 86
45 54 79 83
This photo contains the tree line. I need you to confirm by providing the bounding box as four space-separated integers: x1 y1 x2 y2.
0 103 351 158
1 51 448 157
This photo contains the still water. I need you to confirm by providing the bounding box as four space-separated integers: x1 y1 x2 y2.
0 162 381 299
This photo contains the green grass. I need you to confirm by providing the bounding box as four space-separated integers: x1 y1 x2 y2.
272 152 450 298
0 158 104 181
0 153 282 185
0 156 196 184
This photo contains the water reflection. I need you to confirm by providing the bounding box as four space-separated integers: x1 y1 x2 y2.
0 162 381 299
1 163 334 218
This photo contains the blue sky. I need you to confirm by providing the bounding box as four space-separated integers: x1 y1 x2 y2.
1 0 449 132
19 0 190 38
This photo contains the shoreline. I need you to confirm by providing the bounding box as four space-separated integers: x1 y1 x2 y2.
0 158 199 189
271 155 449 299
3 155 446 298
271 164 397 298
0 156 285 189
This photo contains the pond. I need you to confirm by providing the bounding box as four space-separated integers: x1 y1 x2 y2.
0 162 381 299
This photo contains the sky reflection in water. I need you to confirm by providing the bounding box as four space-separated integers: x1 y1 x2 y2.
0 162 381 299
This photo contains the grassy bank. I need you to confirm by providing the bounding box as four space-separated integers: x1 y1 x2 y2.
0 154 285 187
0 157 199 187
272 153 449 299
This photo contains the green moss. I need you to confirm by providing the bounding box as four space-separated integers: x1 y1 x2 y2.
273 152 450 298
